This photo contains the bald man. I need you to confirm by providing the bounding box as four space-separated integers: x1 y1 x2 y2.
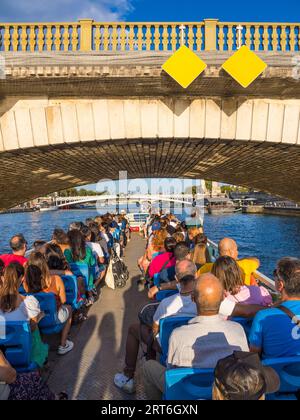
143 274 249 400
0 234 28 267
198 238 260 286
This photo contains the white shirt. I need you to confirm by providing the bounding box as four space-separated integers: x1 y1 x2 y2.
0 295 41 323
87 242 104 259
100 232 109 243
168 315 249 369
153 294 197 325
172 285 236 319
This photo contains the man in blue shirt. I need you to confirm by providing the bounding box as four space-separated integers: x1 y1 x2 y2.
249 257 300 359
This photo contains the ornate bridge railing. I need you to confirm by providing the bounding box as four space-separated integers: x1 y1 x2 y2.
0 19 299 52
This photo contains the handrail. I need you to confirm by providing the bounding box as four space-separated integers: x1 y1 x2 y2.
0 19 299 52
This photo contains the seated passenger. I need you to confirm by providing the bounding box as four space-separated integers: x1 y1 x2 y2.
0 234 28 267
143 274 249 400
198 238 260 286
213 351 280 401
212 256 272 307
113 260 197 395
187 226 204 250
33 240 47 254
137 222 163 274
0 263 48 368
44 243 86 298
52 228 70 254
24 252 74 356
249 257 300 359
148 237 177 280
81 225 106 290
64 230 96 306
191 234 211 269
90 223 109 260
148 242 192 299
152 260 197 337
0 349 68 400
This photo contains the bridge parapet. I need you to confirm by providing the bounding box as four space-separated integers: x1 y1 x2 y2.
0 19 300 52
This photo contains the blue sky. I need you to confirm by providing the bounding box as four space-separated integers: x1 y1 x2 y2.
0 0 299 22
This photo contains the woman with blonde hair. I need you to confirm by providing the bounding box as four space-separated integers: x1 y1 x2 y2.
191 234 210 268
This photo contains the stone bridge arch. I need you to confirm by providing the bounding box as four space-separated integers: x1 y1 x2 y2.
0 97 300 209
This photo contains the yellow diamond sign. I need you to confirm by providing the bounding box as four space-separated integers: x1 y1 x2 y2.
162 45 207 89
222 45 267 88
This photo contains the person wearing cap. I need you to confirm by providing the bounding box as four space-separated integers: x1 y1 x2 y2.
213 351 280 400
143 274 249 400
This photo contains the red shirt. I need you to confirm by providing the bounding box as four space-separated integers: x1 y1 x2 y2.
148 252 176 279
0 254 27 267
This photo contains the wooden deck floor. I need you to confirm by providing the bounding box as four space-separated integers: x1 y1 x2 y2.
47 234 149 400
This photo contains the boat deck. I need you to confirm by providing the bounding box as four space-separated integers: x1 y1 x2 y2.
47 234 149 400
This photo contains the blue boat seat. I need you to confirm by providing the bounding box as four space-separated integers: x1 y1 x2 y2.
164 357 300 401
263 356 300 399
156 290 178 302
69 263 92 291
62 275 83 311
0 321 38 373
165 368 215 400
159 316 193 366
34 293 65 335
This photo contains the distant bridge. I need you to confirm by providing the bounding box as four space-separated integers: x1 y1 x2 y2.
55 194 201 208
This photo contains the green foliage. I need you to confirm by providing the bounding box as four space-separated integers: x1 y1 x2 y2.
58 188 101 197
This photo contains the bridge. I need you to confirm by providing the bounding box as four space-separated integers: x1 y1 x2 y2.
55 194 200 208
1 19 300 209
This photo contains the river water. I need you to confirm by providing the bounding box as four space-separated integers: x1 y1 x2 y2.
0 210 299 278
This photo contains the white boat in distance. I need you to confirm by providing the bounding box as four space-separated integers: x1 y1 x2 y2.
39 206 59 212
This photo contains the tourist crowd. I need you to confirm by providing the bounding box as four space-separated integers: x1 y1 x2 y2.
114 213 300 401
0 212 130 400
0 209 300 400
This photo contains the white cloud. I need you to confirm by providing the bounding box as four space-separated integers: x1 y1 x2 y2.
0 0 134 22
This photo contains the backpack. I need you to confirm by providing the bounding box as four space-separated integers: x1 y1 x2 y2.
106 248 129 290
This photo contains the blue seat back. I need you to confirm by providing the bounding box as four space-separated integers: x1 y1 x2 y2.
33 293 64 334
0 321 34 371
69 263 91 291
156 290 178 302
165 368 215 400
62 275 82 310
231 317 253 336
160 316 193 366
263 357 300 395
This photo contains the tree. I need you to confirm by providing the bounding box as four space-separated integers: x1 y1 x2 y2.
205 181 213 193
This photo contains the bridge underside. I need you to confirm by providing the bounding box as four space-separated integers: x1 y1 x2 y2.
0 137 298 209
